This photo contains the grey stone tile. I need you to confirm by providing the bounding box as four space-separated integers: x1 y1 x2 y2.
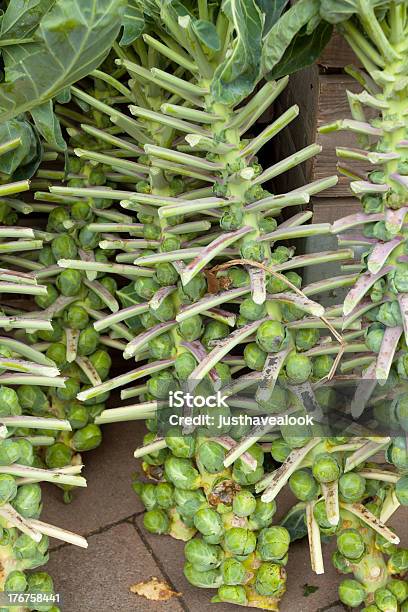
45 523 185 612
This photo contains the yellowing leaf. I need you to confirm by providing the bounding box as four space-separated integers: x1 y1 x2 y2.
130 577 181 601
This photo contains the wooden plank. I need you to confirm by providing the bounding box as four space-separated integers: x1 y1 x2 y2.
318 32 360 68
312 198 360 223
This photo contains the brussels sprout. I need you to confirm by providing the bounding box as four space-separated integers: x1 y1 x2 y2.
233 444 264 486
387 579 408 604
256 320 288 353
155 483 173 509
244 342 267 371
220 207 244 231
56 378 80 402
289 469 319 502
239 297 266 321
35 284 59 309
258 384 287 414
338 579 366 608
312 453 341 483
174 489 206 522
12 484 41 518
71 200 91 221
226 267 250 288
257 526 290 562
89 349 111 381
148 333 174 359
377 301 402 327
214 362 231 385
313 355 334 379
140 311 158 329
71 424 102 451
51 235 77 260
179 275 206 302
4 570 27 593
389 438 408 472
365 324 385 353
197 441 225 474
147 371 176 399
143 509 170 534
285 353 312 384
388 549 408 574
184 538 223 571
249 499 277 530
46 343 67 369
27 571 54 595
0 474 17 505
57 269 82 296
223 528 256 557
270 438 291 463
339 473 366 503
137 483 157 511
0 439 20 465
201 321 229 350
396 394 408 431
165 429 195 459
255 562 286 597
161 236 180 251
281 416 312 449
174 352 197 381
66 402 89 430
295 328 319 352
214 584 247 605
191 508 223 545
151 296 175 322
0 386 21 416
177 315 203 341
240 240 266 263
220 558 247 586
77 328 100 357
45 443 74 469
39 246 56 267
395 475 408 505
374 588 398 612
164 456 200 490
48 207 70 232
37 321 64 343
313 500 332 529
184 562 222 589
15 439 34 466
144 223 161 240
232 490 256 517
65 305 89 330
337 529 366 561
332 550 352 574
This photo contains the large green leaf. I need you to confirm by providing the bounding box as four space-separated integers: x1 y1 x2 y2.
261 0 321 74
30 100 66 151
119 0 145 46
267 21 333 80
0 0 126 122
255 0 289 33
0 0 55 40
0 118 35 175
211 0 264 106
319 0 388 23
192 19 220 51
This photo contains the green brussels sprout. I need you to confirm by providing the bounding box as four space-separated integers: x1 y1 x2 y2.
220 558 247 586
271 246 291 264
147 371 176 399
47 207 70 232
362 193 383 213
0 386 21 416
388 549 408 574
339 473 366 503
56 378 81 402
361 606 381 612
223 528 256 557
15 439 34 466
140 311 158 329
184 538 223 571
66 402 89 429
396 394 408 431
214 362 231 385
220 267 248 289
374 588 398 612
71 424 102 451
232 490 256 517
174 352 197 381
194 508 224 545
332 550 352 574
389 438 408 472
4 570 27 593
249 499 277 530
240 240 266 263
164 456 200 490
144 223 161 240
39 246 56 267
373 221 392 241
244 342 267 371
177 315 203 341
89 349 111 381
387 579 408 604
312 453 341 483
281 415 312 449
155 483 173 509
179 275 206 303
184 562 222 589
35 284 59 309
396 475 408 505
45 343 67 369
313 355 334 379
65 305 89 330
389 265 408 293
141 433 168 466
259 217 278 234
365 324 386 353
0 474 17 505
239 297 266 321
338 579 366 608
143 509 170 534
37 321 64 343
201 321 229 349
377 301 402 327
51 235 77 260
214 585 247 605
77 328 100 356
337 529 365 561
289 469 319 502
0 439 20 465
27 571 54 596
71 200 91 221
257 384 287 414
12 484 41 518
285 353 312 384
257 526 290 562
161 236 180 252
255 562 286 597
295 328 319 352
45 443 73 469
270 438 291 463
151 296 175 323
57 269 82 296
197 441 225 474
220 207 244 231
174 489 206 522
165 429 195 458
137 483 157 511
397 354 408 381
233 444 264 486
79 226 100 250
256 320 288 353
148 332 174 359
313 499 332 529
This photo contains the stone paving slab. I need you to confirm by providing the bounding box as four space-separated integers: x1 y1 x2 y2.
45 522 185 612
41 421 145 539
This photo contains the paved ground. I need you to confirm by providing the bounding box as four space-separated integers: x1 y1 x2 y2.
41 422 407 612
